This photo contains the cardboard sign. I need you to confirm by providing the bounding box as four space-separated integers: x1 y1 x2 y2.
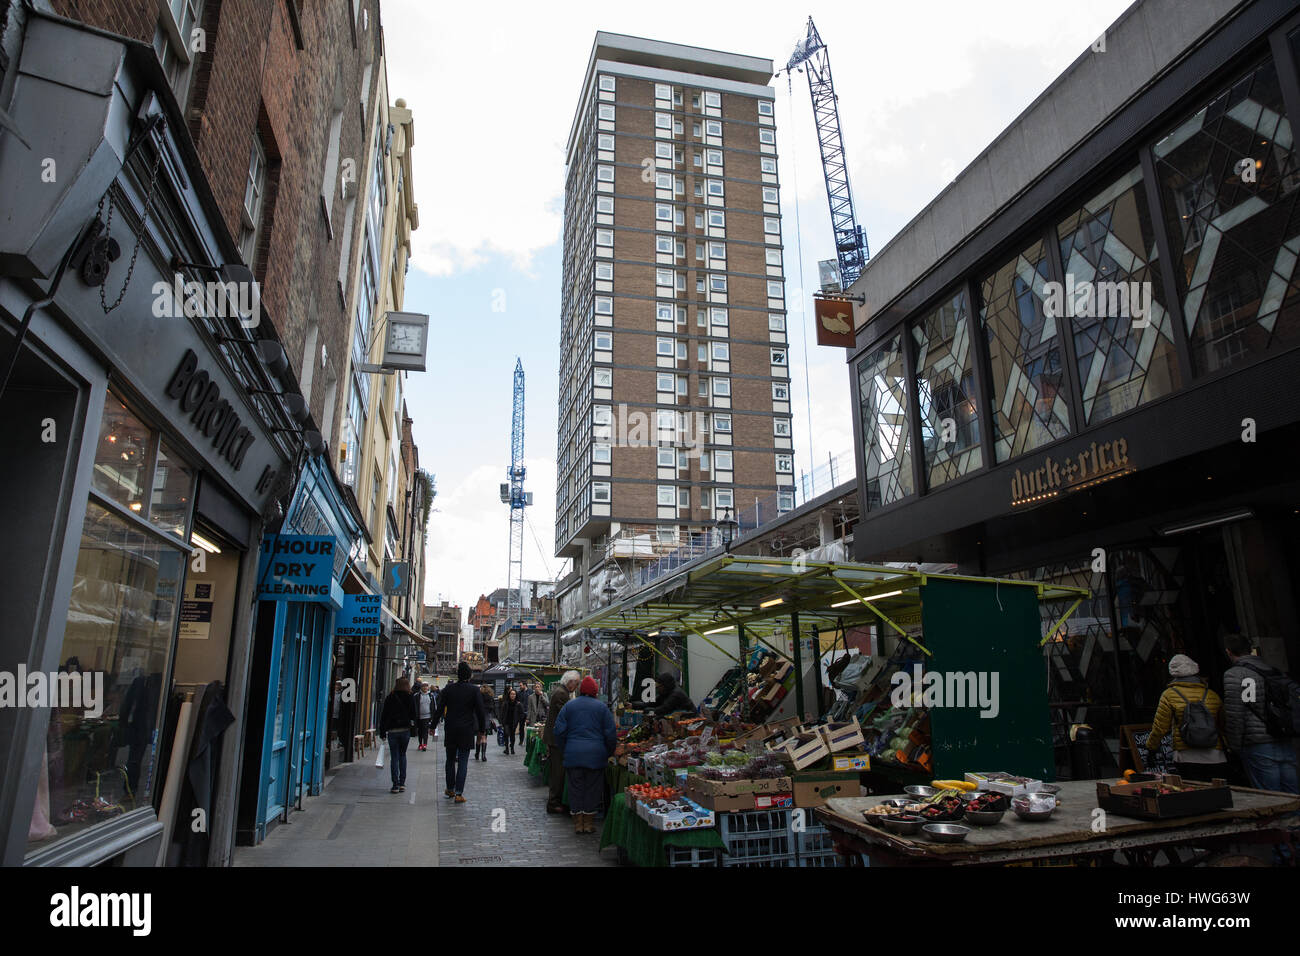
257 534 334 601
814 297 856 348
337 593 381 637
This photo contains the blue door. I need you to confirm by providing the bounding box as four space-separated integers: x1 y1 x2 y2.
266 605 308 821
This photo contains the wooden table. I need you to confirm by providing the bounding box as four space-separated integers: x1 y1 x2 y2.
816 780 1300 866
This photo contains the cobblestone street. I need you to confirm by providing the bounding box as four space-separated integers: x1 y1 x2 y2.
233 734 620 867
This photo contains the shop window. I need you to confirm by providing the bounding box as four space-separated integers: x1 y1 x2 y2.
27 392 192 856
913 287 982 489
1152 55 1300 377
856 333 913 510
979 238 1070 463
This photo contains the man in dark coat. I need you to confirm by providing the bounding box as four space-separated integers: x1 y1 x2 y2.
651 672 693 717
432 662 488 802
543 672 580 813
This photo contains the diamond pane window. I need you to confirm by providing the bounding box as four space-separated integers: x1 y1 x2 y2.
1153 56 1300 376
1056 166 1181 424
980 239 1071 462
912 288 981 489
857 333 913 510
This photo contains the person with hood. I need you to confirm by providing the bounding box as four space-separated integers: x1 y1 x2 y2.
378 677 417 793
1223 633 1299 794
432 663 488 803
554 676 617 834
1146 654 1227 781
499 687 522 755
543 672 580 813
651 672 694 717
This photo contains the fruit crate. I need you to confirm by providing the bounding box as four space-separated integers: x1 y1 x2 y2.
719 809 795 862
664 845 721 867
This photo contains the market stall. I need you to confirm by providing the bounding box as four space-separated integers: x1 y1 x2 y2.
817 776 1300 866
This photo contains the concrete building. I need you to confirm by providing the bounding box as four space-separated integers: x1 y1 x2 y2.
421 601 462 676
839 0 1300 774
553 33 795 632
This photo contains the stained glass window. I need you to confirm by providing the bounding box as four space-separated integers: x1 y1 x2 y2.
857 334 913 510
1152 56 1300 376
913 288 982 488
980 239 1071 461
1056 166 1182 423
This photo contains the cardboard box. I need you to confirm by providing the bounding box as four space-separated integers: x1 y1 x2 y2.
684 774 793 798
689 791 758 813
968 772 1043 797
792 769 860 808
820 717 865 753
829 751 871 772
645 797 716 831
753 792 794 810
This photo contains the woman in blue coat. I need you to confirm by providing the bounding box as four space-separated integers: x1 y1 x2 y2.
554 676 616 835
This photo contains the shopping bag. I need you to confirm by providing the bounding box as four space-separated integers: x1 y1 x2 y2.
375 737 385 768
496 726 506 747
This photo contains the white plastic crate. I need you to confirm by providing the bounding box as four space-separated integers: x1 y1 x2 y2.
664 845 720 867
721 853 796 868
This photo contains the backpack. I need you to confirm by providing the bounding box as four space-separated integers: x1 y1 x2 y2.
1242 659 1300 739
1171 685 1219 749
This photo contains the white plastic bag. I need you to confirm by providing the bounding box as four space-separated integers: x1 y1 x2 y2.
375 737 385 769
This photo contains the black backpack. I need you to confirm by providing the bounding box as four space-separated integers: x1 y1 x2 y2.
1242 659 1300 739
1171 685 1219 749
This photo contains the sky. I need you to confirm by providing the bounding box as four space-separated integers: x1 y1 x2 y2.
381 0 1136 623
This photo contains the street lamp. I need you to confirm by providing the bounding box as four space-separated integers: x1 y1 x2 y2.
715 507 739 553
601 582 618 607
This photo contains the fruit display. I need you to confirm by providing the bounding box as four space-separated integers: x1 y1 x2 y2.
626 784 680 804
918 796 965 821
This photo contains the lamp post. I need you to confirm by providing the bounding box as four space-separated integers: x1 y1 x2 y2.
715 507 739 553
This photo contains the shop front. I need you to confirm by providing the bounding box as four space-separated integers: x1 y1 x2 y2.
236 455 360 845
0 13 299 866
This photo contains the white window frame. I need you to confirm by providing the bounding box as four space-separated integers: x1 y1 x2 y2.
776 454 793 473
593 444 612 464
594 331 613 350
595 296 613 315
772 382 789 401
711 342 730 360
599 75 616 92
758 99 774 116
714 414 732 433
657 486 676 506
592 481 611 503
594 368 613 387
656 372 674 392
596 195 614 214
598 104 615 121
598 133 615 151
708 211 726 228
713 378 731 397
595 261 613 280
774 419 791 436
759 129 776 145
715 450 733 471
597 165 614 182
705 120 722 136
656 337 674 356
657 448 675 467
715 488 734 509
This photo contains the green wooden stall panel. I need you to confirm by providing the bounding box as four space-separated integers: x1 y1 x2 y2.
920 578 1053 782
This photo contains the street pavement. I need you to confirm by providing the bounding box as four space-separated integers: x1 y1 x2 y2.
233 731 620 867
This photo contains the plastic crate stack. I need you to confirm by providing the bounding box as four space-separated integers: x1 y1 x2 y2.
719 809 796 867
795 818 843 867
664 845 721 867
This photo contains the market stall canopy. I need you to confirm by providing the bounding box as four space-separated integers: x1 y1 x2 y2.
478 661 548 682
572 554 1090 645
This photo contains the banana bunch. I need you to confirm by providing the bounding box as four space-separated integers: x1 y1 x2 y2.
931 779 977 792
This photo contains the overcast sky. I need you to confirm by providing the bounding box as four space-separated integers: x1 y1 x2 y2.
381 0 1136 622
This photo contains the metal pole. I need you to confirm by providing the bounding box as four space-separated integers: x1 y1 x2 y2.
791 610 806 721
737 623 750 722
811 624 823 719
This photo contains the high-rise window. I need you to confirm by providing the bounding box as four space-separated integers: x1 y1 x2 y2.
913 288 982 489
857 334 912 509
152 0 204 109
239 135 267 265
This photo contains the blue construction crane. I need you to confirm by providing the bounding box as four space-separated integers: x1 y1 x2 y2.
499 358 530 625
784 17 869 290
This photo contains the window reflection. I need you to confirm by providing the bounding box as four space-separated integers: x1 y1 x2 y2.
92 396 152 514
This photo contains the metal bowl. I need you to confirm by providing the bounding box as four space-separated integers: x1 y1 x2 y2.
879 798 911 810
881 813 926 835
922 823 971 843
1012 800 1057 822
963 807 1006 826
904 785 938 799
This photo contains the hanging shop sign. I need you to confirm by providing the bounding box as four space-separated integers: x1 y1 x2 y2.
257 534 335 600
165 349 256 470
813 297 856 348
1010 437 1135 508
337 593 381 637
383 560 409 596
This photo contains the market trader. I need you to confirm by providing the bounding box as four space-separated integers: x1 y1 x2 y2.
651 672 694 716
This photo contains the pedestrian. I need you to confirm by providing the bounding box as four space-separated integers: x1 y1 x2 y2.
429 683 441 739
475 684 496 761
378 676 417 794
651 672 694 717
1223 634 1299 794
412 682 435 751
431 662 488 804
499 688 522 755
1146 654 1228 782
516 682 531 748
554 676 617 834
543 671 580 814
527 681 547 726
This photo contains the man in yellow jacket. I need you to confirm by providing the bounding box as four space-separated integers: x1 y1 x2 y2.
1146 654 1228 782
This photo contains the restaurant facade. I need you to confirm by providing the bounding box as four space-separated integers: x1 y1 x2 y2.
844 0 1300 773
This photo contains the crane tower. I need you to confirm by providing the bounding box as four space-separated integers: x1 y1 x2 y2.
500 358 531 625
